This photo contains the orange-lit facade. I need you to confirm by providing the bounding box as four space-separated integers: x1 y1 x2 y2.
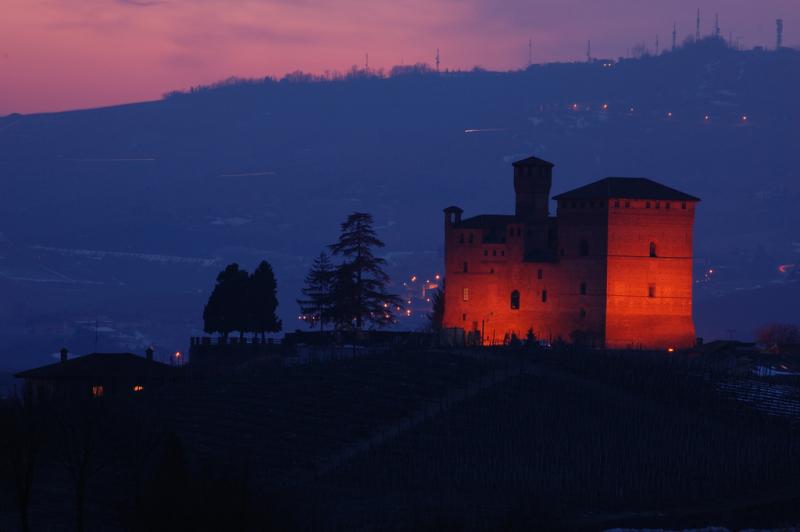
442 156 699 349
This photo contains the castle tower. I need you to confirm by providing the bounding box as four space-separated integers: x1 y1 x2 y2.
512 156 553 221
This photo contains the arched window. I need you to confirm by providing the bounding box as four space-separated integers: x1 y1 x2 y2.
649 242 657 257
510 290 520 310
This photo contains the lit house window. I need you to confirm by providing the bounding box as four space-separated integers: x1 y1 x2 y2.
649 242 657 257
462 287 470 301
510 290 520 310
648 284 656 298
133 385 144 393
91 385 104 398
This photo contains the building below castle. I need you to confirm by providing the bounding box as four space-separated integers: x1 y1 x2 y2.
443 156 700 349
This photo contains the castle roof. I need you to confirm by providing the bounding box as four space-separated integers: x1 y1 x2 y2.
512 156 554 167
553 177 700 202
453 214 518 229
15 353 176 380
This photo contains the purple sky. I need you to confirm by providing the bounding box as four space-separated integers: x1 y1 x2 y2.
1 0 797 115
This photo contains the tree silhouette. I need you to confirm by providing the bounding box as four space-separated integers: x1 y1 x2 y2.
248 261 282 340
203 263 249 340
329 212 400 329
297 252 335 332
427 285 445 333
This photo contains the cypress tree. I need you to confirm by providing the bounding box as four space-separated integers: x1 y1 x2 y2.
297 252 335 333
248 260 282 340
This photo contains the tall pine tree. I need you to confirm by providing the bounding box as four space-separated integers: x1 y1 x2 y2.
297 252 335 332
329 212 401 329
203 263 249 340
248 260 282 340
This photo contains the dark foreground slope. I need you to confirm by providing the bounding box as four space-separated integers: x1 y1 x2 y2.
2 348 800 531
2 38 800 367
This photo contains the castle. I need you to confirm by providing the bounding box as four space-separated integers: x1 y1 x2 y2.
442 156 699 349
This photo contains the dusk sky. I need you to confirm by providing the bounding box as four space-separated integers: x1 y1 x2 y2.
2 0 797 115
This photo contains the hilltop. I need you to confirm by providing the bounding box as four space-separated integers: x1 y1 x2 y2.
1 38 799 366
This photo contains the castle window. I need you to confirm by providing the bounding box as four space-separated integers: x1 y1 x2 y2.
655 201 661 209
614 200 620 208
648 284 656 298
501 251 505 256
463 262 468 273
493 250 497 257
468 233 474 244
462 313 467 321
646 201 651 209
537 269 543 280
580 307 587 319
580 282 587 295
91 385 104 398
666 202 671 210
571 201 577 208
462 287 470 302
459 233 464 244
541 290 548 303
510 290 520 310
490 268 494 273
649 242 657 257
681 202 687 210
579 239 589 256
625 200 630 208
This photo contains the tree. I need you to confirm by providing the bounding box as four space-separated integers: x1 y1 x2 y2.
427 285 445 333
756 323 800 352
0 397 48 532
203 263 249 340
297 252 335 332
248 261 282 340
328 212 401 329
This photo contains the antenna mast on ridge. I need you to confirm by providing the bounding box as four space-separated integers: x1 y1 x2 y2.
528 38 532 67
655 34 660 55
435 48 440 72
586 40 591 62
672 21 677 50
696 8 701 40
777 19 784 49
715 13 720 38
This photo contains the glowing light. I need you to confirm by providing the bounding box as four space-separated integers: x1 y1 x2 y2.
91 385 104 398
601 103 609 110
667 347 675 353
704 115 710 121
571 103 579 110
435 274 441 280
175 351 181 358
667 112 673 118
629 107 635 112
133 385 144 392
778 264 796 273
741 115 748 122
411 275 417 282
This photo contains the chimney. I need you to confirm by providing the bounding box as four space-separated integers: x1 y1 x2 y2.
60 347 69 363
145 347 154 362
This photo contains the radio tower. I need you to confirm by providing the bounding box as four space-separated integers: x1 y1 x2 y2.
586 40 591 62
696 8 701 40
777 19 784 49
672 21 677 50
655 34 660 55
365 53 369 72
528 38 532 67
715 13 720 38
435 48 440 72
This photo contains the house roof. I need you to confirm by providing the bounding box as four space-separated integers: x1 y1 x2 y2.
512 156 554 167
453 214 519 229
14 353 177 380
553 177 700 202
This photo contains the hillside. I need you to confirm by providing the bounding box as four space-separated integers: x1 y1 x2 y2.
1 38 799 367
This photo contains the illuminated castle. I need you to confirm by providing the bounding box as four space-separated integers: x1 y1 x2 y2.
442 156 699 349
